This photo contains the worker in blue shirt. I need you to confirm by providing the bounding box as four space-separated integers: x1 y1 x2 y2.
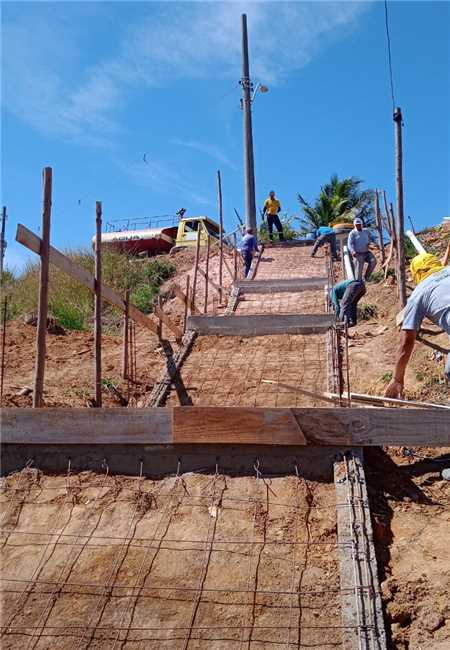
331 279 366 327
311 226 338 261
241 228 259 277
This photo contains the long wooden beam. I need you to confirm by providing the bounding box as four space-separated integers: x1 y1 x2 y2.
187 313 334 336
2 407 449 446
16 223 158 334
237 277 328 294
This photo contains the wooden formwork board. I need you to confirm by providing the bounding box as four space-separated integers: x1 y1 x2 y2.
2 406 449 446
237 277 328 293
187 313 334 336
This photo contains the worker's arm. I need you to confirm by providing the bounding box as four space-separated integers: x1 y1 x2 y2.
262 200 268 217
384 329 417 398
330 286 340 316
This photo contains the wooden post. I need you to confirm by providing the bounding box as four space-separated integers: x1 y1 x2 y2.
203 235 210 313
394 107 407 307
183 275 190 333
0 206 6 278
157 294 163 339
0 296 7 406
192 229 201 312
233 233 238 280
374 190 385 264
33 167 52 408
122 290 130 379
217 170 224 305
94 201 102 407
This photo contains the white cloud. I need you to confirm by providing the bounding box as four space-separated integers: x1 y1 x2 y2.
171 138 239 171
2 1 370 143
117 157 214 208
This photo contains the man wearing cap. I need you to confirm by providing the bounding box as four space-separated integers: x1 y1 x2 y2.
262 191 284 241
347 218 377 280
385 253 450 398
311 225 339 261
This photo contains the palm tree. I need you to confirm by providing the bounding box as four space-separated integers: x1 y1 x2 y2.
298 175 374 231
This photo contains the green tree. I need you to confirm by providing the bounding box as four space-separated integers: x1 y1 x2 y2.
298 175 374 231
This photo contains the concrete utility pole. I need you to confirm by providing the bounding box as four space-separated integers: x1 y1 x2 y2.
241 13 257 232
394 107 407 308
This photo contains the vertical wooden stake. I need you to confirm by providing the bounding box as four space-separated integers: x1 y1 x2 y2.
0 206 6 278
394 107 407 307
94 201 102 407
0 296 7 406
217 170 224 305
157 294 163 339
204 235 210 313
133 322 137 381
183 275 190 333
33 167 52 408
374 190 385 264
122 290 130 380
192 229 201 312
233 233 238 280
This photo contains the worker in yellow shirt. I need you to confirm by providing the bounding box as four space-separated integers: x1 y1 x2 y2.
262 191 284 241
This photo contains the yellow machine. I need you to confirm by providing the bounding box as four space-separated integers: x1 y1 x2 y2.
175 216 221 248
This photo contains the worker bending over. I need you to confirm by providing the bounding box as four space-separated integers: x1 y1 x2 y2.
348 217 377 280
311 225 339 261
331 279 366 327
385 253 450 398
262 191 284 241
241 228 259 278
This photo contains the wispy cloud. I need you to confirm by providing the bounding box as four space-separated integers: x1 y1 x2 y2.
2 1 370 144
117 157 214 208
171 138 239 172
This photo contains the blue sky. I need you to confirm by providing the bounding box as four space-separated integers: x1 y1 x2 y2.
2 0 449 271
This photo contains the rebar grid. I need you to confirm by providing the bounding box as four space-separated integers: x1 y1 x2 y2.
1 466 348 649
166 334 327 407
235 292 325 316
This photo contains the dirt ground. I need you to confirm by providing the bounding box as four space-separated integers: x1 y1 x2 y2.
0 468 342 649
2 233 450 649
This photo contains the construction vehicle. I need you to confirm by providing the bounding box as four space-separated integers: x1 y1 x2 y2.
94 214 221 257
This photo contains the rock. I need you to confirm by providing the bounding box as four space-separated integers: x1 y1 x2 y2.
417 607 444 633
441 468 450 481
23 313 65 335
387 601 411 625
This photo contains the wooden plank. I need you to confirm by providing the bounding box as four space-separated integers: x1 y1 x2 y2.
327 390 450 410
172 407 450 446
173 407 307 444
187 313 334 337
2 407 449 446
16 223 158 335
237 277 328 293
153 304 183 340
1 408 171 444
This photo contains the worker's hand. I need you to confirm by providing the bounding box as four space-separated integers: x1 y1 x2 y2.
352 251 358 258
384 379 404 399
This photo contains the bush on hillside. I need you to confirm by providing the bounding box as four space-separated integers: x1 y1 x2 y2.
2 249 175 332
